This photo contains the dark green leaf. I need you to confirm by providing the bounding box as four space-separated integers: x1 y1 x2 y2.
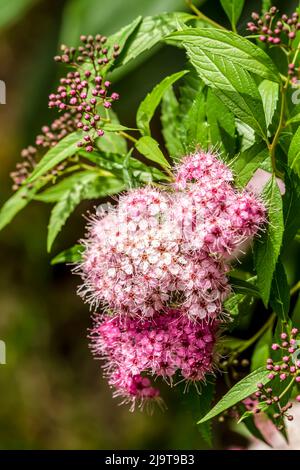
228 275 260 297
197 380 215 447
270 259 290 321
137 70 188 135
161 87 184 157
197 367 270 423
254 177 284 306
282 169 300 248
288 126 300 176
251 327 272 371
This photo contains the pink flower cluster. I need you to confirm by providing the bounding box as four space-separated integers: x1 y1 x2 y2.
77 150 265 408
90 309 217 411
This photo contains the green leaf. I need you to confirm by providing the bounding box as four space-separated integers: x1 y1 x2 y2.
102 123 137 132
47 179 90 252
258 80 279 130
27 133 81 184
106 16 143 69
161 87 184 158
97 128 127 155
34 171 99 203
233 143 269 187
167 29 279 83
251 327 272 372
228 275 260 297
282 169 300 248
197 380 215 447
168 35 268 137
136 70 188 135
135 136 171 169
220 0 245 29
254 177 284 306
0 180 46 232
118 12 194 66
286 113 300 126
270 259 290 321
51 244 84 265
288 125 300 177
197 367 270 424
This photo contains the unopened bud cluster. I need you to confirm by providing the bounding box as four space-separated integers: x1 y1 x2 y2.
248 329 300 429
11 34 120 190
247 6 300 83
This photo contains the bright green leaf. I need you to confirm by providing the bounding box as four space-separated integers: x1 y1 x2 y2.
258 80 279 129
51 244 84 265
27 133 81 184
135 136 171 169
197 367 270 424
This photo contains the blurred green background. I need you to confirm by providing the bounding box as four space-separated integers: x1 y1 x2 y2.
0 0 298 450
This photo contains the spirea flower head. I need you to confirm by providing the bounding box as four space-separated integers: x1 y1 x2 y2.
90 308 218 410
77 150 265 321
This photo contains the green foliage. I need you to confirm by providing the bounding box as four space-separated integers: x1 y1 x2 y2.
27 133 81 183
136 70 188 135
254 177 284 306
51 245 84 265
198 367 270 424
220 0 245 30
135 136 170 169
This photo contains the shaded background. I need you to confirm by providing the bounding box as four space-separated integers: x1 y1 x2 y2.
0 0 298 450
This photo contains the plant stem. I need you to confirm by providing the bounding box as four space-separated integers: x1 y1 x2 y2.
279 377 296 400
185 0 226 30
291 280 300 296
119 131 137 143
236 313 276 356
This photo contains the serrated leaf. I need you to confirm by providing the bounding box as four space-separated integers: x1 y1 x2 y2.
168 38 268 137
97 129 127 154
26 133 81 184
0 180 46 232
34 171 100 203
197 367 270 424
254 177 284 306
118 12 194 66
270 259 290 321
136 70 188 135
220 0 245 29
51 244 84 265
167 29 279 83
47 180 88 252
258 80 279 129
135 136 170 169
288 126 300 177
